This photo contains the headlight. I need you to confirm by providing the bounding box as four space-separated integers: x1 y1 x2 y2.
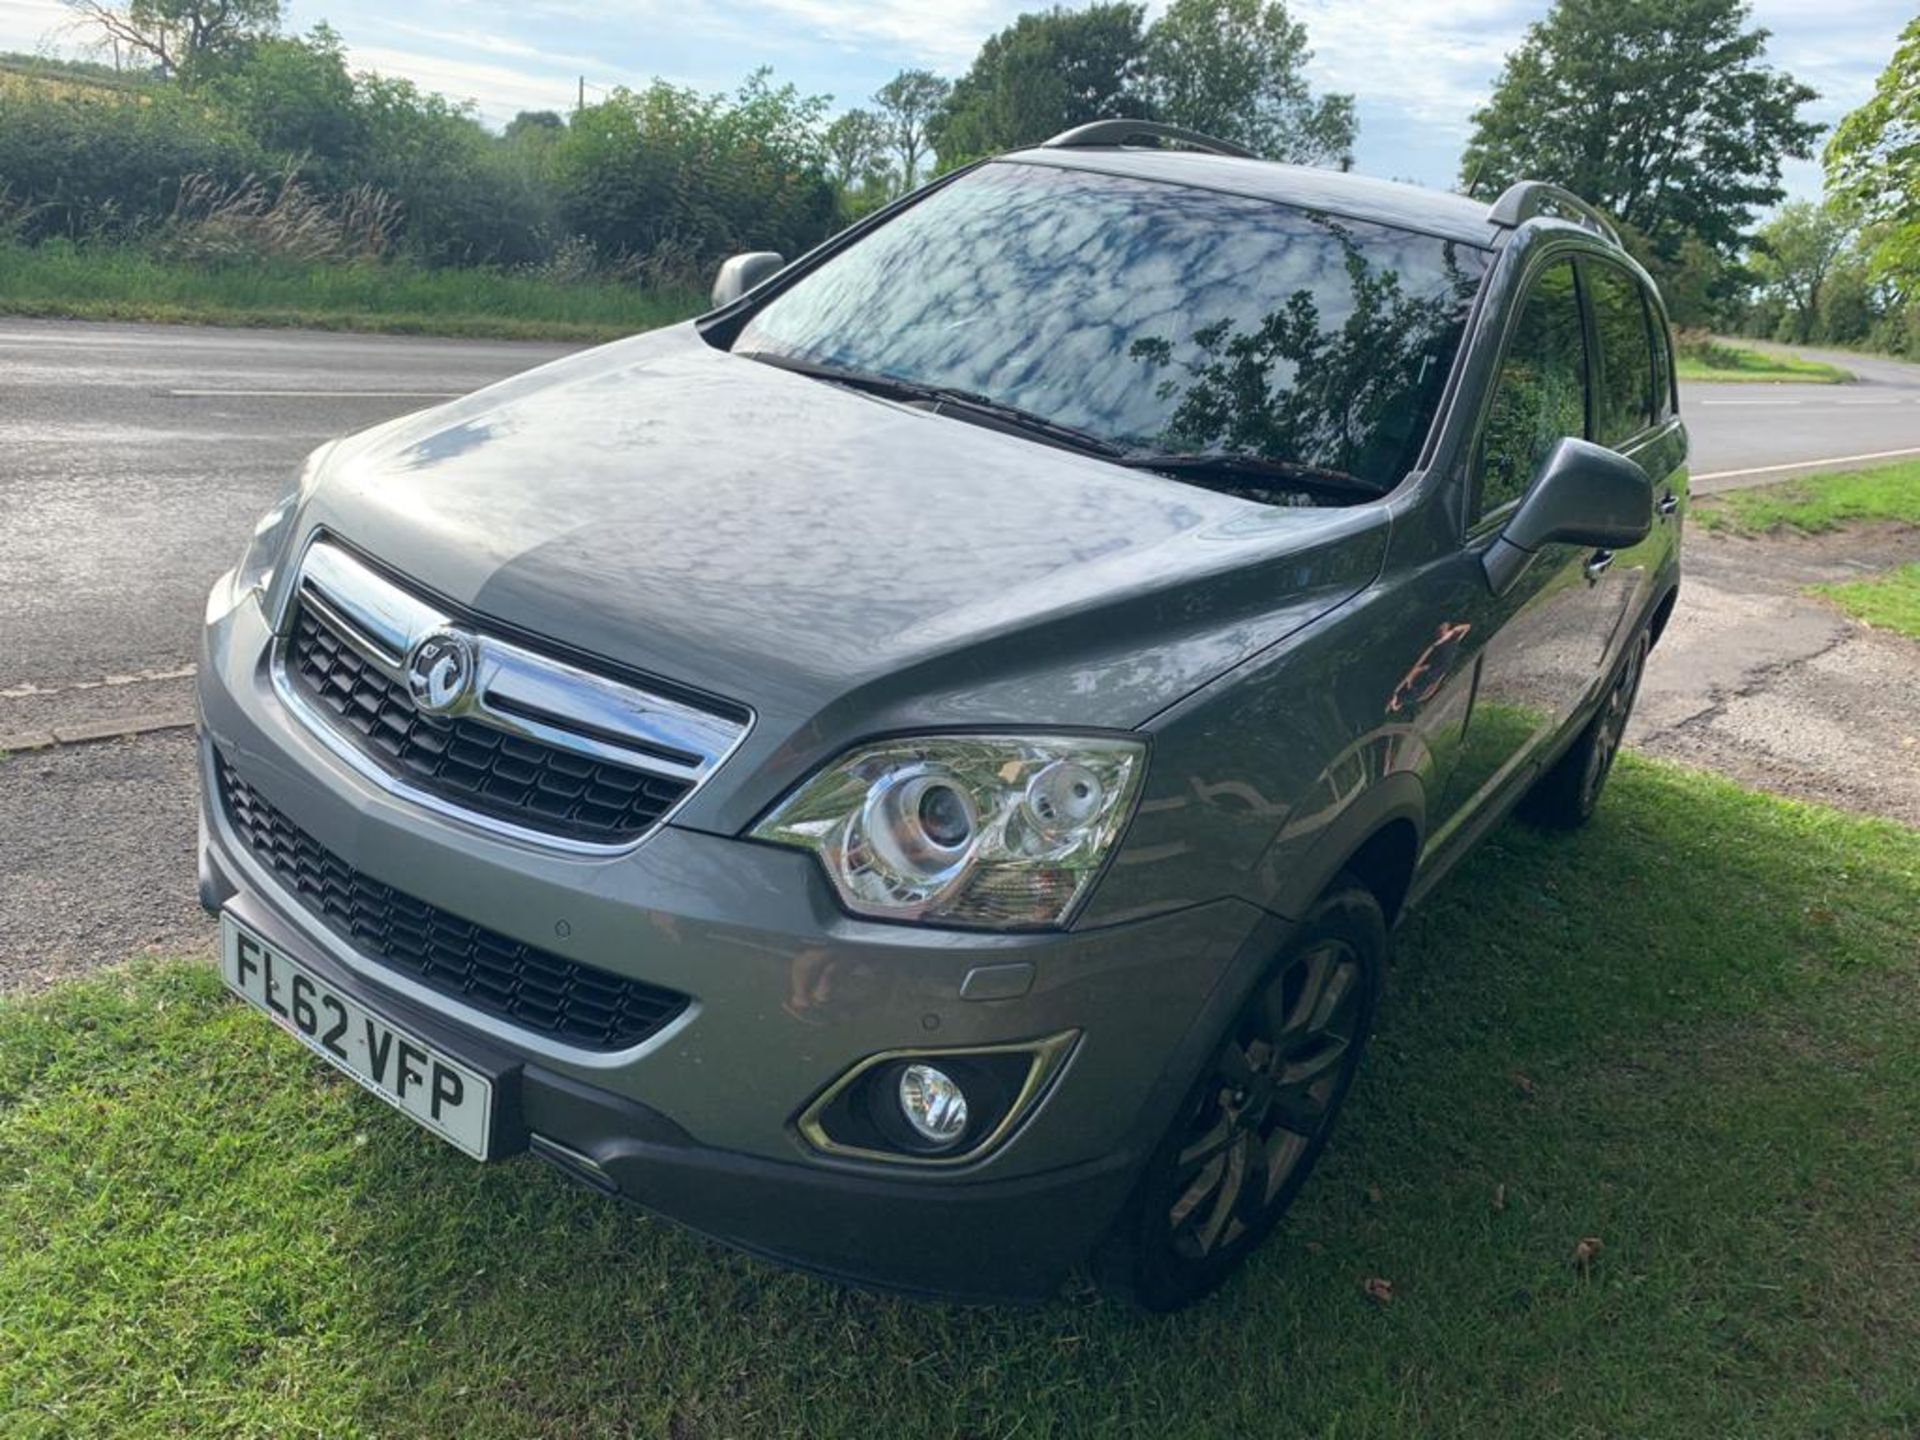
235 442 334 597
751 734 1146 929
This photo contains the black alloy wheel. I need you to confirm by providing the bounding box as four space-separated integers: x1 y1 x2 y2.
1099 879 1387 1311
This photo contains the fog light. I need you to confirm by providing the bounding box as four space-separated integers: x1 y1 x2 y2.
898 1063 969 1146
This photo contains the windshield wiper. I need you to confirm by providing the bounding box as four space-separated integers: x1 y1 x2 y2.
737 350 1127 458
1115 450 1388 502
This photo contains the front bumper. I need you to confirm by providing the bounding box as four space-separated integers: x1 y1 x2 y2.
200 579 1280 1299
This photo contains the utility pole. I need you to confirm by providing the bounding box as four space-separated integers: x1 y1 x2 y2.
577 75 585 116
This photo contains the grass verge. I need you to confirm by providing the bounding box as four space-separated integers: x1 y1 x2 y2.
1694 460 1920 535
3 759 1919 1438
1815 563 1920 640
0 242 703 342
1675 338 1852 384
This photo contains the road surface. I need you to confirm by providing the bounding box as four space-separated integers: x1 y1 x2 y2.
1680 339 1920 493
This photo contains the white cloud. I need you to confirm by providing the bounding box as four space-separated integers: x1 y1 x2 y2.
0 0 93 56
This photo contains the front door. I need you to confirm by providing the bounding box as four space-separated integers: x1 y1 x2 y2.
1431 256 1607 845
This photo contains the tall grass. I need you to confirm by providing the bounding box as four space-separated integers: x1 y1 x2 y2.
0 240 704 341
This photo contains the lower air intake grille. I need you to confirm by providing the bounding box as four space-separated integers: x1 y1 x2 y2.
217 751 689 1051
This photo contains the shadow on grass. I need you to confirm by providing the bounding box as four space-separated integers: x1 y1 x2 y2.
2 757 1916 1438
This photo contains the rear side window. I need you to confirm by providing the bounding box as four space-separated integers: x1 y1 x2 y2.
1476 259 1587 520
1587 260 1656 446
1648 298 1674 422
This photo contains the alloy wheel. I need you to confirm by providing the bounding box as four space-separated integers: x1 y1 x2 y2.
1580 635 1647 810
1166 938 1369 1260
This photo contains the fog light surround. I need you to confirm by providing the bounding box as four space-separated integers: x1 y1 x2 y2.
796 1032 1079 1166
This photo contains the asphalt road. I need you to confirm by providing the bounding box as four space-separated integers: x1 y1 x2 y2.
0 319 574 699
1680 339 1920 493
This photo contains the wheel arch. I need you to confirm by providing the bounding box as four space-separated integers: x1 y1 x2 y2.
1266 769 1426 928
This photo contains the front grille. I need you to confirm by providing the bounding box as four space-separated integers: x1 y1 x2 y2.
288 603 692 844
217 752 690 1051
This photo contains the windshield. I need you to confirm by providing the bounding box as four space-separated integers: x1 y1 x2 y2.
733 161 1489 499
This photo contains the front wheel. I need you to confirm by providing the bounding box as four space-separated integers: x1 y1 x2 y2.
1522 627 1650 830
1096 879 1387 1311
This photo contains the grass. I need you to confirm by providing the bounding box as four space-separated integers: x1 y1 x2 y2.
1815 563 1920 640
4 759 1919 1438
1674 338 1852 385
0 242 704 342
1694 460 1920 535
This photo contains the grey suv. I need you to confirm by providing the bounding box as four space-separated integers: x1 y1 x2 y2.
199 120 1683 1310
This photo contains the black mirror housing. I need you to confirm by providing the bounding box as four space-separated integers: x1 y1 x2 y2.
710 252 786 309
1485 437 1653 595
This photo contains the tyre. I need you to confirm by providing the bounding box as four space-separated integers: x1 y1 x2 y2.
1521 626 1650 830
1096 878 1387 1311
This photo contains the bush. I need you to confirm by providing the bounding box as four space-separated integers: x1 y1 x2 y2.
0 88 264 242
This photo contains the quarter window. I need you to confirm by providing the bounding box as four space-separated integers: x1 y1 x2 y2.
1648 296 1675 423
1476 259 1587 520
1588 260 1656 446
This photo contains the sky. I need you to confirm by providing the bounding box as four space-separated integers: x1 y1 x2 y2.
0 0 1908 202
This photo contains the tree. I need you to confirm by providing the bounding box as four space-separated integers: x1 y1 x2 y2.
1825 16 1920 289
872 69 949 190
504 110 566 141
204 23 359 164
1459 0 1818 257
1749 201 1854 343
824 108 891 193
933 5 1148 166
1143 0 1354 165
63 0 283 81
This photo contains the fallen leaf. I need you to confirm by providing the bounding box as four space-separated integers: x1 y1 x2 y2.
1493 1183 1507 1213
1511 1071 1537 1097
1362 1276 1393 1305
1305 1241 1325 1255
1367 1184 1384 1205
1572 1236 1603 1269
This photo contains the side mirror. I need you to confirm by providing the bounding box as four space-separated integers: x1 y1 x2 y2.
1484 437 1653 596
710 251 785 308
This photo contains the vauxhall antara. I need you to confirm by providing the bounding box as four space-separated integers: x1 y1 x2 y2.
199 121 1683 1309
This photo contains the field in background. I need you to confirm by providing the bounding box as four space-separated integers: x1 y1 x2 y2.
0 243 703 341
3 758 1917 1438
1675 336 1853 384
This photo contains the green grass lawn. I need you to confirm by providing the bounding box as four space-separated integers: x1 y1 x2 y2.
0 243 704 342
3 758 1918 1438
1815 563 1920 640
1694 460 1920 535
1674 338 1852 385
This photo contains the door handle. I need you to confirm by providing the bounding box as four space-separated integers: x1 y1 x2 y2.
1658 491 1679 517
1584 550 1615 581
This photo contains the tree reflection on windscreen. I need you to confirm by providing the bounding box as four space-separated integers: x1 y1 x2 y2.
734 161 1489 502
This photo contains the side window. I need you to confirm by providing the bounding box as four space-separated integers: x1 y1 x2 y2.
1476 259 1586 521
1587 260 1656 446
1647 292 1675 422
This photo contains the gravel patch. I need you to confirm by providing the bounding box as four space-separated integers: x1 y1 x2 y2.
0 729 215 993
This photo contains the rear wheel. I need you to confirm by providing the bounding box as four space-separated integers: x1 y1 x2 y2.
1522 627 1649 829
1097 879 1386 1311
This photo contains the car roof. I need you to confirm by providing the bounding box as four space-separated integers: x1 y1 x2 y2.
999 146 1503 248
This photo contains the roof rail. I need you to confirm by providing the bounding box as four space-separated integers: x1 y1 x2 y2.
1041 119 1257 161
1486 180 1621 246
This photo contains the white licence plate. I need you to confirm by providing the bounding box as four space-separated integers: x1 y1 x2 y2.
220 914 495 1160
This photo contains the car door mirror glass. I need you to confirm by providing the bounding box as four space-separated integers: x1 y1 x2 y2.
1484 437 1653 595
711 252 785 308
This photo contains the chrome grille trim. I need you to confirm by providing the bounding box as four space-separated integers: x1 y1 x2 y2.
272 537 752 854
